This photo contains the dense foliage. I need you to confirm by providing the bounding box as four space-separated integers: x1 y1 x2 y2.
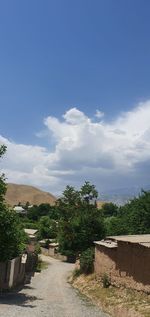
0 145 26 261
80 248 94 274
102 190 150 236
57 182 105 257
20 182 150 259
37 216 57 240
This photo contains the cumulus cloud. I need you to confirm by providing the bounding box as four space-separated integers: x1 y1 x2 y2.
95 109 104 119
0 100 150 195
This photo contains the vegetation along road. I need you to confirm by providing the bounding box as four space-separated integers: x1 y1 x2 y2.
0 255 109 317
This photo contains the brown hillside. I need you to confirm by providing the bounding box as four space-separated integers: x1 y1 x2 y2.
96 201 107 209
5 183 56 207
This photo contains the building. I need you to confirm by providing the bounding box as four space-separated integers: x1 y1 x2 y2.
24 228 38 241
94 234 150 293
24 229 38 253
13 206 27 215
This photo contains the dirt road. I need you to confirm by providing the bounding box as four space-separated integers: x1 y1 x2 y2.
0 255 109 317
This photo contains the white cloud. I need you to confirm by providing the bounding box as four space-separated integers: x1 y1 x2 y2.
1 100 150 195
95 109 104 119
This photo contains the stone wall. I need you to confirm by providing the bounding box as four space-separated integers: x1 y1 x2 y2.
94 242 150 293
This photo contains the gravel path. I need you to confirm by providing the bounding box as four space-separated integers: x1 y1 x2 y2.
0 255 109 317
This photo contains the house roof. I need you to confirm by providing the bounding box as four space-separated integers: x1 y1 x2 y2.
14 206 25 211
24 229 38 237
95 234 150 249
94 240 117 248
49 242 59 247
140 242 150 248
108 234 150 244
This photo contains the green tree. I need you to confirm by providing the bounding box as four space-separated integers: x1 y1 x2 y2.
58 182 105 257
0 145 7 205
101 202 118 217
0 145 26 261
105 190 150 236
38 216 57 240
27 205 39 221
80 181 98 203
27 203 58 221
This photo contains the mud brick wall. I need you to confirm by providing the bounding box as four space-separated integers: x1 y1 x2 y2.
94 242 150 293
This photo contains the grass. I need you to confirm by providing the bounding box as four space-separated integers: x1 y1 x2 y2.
71 272 150 317
36 256 49 272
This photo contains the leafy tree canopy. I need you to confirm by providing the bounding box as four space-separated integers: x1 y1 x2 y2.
38 216 57 240
105 190 150 235
0 145 26 261
57 181 105 256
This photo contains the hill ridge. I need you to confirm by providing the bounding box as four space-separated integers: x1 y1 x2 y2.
5 183 56 207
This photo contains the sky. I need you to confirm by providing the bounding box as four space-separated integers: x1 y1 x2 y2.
0 0 150 196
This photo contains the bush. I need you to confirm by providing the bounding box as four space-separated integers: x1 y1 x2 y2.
72 268 81 279
101 273 111 288
35 243 41 255
80 248 94 274
35 257 48 272
0 209 27 261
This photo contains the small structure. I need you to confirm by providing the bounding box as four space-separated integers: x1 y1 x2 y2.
94 234 150 293
39 240 58 257
48 242 59 257
24 229 38 253
24 228 38 241
13 206 27 215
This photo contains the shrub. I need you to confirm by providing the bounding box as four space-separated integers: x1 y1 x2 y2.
101 273 111 288
72 268 81 279
80 248 94 274
0 209 27 261
35 243 41 255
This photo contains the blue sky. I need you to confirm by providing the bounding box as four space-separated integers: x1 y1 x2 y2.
0 0 150 195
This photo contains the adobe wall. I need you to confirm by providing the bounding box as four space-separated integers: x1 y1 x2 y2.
12 257 25 287
0 256 25 290
94 242 150 293
94 245 117 279
40 247 67 261
0 261 11 289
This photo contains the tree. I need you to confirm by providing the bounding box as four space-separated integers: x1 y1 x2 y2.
0 145 7 205
101 202 118 217
0 209 27 261
38 216 57 240
80 181 98 203
27 205 39 221
105 190 150 236
58 182 105 257
0 145 26 261
27 203 57 221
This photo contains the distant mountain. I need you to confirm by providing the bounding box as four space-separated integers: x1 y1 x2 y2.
5 183 56 207
100 185 150 205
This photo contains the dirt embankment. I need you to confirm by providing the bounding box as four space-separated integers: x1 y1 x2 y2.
70 273 150 317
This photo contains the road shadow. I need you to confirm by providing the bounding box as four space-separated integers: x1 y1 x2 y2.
0 292 42 308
